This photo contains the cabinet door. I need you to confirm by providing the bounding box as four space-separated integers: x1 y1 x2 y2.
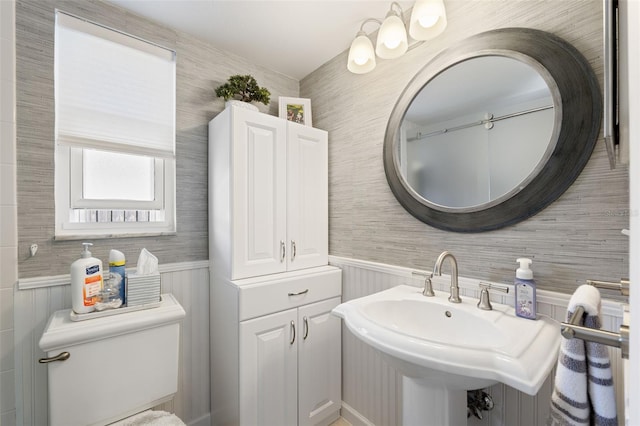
240 308 298 426
298 297 342 426
287 122 329 272
232 108 288 279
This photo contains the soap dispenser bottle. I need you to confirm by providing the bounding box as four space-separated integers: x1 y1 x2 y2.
109 249 126 306
514 258 536 320
71 242 104 314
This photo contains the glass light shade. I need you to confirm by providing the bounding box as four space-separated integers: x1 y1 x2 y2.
348 32 376 74
409 0 447 41
375 12 408 59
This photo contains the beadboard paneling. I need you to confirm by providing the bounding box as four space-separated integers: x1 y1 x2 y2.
13 264 210 426
15 0 299 278
331 256 626 426
301 0 629 298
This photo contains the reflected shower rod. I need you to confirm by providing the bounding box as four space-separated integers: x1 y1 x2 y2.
407 105 553 142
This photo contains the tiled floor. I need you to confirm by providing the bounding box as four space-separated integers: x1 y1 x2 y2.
330 417 352 426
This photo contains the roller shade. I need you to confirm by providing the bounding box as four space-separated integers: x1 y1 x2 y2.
55 11 176 158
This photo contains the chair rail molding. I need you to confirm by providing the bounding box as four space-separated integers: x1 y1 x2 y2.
17 260 210 290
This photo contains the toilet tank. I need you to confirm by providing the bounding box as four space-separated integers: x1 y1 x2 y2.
39 293 186 426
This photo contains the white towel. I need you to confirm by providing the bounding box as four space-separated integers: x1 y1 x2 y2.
549 285 617 426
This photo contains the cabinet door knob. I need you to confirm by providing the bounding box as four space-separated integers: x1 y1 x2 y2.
290 320 296 345
280 241 286 263
291 240 297 261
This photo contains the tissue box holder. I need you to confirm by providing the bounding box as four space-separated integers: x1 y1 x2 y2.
126 272 161 307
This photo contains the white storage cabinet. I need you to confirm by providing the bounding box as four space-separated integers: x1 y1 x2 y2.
211 268 342 426
209 106 328 281
209 106 341 426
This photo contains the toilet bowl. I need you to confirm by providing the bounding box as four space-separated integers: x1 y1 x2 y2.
39 293 186 426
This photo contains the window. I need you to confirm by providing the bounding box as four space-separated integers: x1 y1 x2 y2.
54 11 176 238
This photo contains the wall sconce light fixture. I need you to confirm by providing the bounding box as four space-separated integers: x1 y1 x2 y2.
409 0 448 40
347 19 380 74
376 3 408 59
347 0 447 74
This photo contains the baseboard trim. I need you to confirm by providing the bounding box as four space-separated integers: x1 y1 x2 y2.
340 402 375 426
187 412 210 426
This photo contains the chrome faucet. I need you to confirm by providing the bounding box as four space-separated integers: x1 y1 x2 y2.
433 251 462 303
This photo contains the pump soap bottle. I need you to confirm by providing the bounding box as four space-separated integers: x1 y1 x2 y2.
514 258 536 320
71 242 104 314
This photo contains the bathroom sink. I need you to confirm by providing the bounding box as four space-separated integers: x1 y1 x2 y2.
333 284 561 395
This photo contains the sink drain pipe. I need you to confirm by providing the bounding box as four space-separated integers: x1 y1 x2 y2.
467 389 494 420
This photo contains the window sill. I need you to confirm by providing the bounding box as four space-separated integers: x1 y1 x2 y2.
54 230 177 241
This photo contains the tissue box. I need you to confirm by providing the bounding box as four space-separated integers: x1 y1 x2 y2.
126 272 161 307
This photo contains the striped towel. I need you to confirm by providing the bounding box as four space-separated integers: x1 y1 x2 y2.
549 284 617 426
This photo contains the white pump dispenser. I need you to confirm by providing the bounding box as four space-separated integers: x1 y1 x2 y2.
516 258 534 280
514 257 536 320
71 242 104 314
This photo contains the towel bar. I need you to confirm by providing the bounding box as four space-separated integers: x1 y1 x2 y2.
587 279 629 296
561 305 630 359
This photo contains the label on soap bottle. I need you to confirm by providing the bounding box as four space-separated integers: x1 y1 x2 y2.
515 280 536 320
83 264 103 307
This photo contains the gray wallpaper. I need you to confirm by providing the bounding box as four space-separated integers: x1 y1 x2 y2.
17 0 630 294
16 0 298 277
301 0 630 296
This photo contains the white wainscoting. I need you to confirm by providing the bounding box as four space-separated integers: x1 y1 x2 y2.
13 257 625 426
330 256 626 426
13 261 210 426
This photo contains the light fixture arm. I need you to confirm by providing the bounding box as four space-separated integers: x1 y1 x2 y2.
388 1 405 19
358 18 382 34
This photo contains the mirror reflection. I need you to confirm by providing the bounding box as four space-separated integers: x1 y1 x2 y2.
398 56 555 211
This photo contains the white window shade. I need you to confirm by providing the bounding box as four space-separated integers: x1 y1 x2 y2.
55 12 176 158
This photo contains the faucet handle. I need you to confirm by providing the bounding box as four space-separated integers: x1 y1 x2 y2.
412 271 435 297
477 282 509 311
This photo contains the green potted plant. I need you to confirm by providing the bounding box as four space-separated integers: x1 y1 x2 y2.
215 74 271 111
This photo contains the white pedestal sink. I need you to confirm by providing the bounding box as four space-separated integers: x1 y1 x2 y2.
332 285 561 425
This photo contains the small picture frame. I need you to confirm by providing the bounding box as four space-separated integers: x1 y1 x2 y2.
279 97 312 126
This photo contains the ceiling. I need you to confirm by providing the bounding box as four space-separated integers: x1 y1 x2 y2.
105 0 413 80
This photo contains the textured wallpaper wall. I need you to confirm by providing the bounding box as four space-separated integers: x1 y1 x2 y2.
301 0 630 295
16 0 630 293
16 0 299 277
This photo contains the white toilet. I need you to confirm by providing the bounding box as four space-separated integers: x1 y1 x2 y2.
39 293 186 426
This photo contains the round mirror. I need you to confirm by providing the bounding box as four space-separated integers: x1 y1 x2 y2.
384 28 601 232
402 55 556 212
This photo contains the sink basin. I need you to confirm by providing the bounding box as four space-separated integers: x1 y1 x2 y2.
333 284 561 395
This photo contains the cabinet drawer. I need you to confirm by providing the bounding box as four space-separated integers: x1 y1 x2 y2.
238 267 341 321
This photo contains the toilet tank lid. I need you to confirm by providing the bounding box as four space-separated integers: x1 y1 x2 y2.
39 293 186 352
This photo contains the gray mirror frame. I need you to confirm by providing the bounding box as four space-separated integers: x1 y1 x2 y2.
383 28 602 232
